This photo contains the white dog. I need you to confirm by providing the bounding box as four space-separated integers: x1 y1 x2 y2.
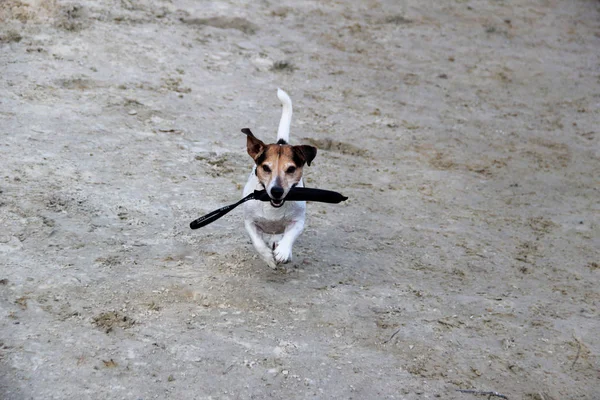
242 89 317 269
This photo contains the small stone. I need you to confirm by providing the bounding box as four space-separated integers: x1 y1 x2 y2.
128 110 137 115
251 57 274 71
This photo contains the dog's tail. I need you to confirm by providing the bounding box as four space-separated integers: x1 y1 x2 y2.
277 88 293 143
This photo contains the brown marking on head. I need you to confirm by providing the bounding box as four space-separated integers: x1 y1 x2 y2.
242 128 317 200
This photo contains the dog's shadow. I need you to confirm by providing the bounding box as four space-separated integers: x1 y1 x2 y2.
244 226 347 279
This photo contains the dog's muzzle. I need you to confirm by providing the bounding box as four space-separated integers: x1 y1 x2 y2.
269 186 285 208
270 198 285 208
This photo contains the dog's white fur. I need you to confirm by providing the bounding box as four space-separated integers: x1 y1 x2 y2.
276 88 292 142
243 89 307 269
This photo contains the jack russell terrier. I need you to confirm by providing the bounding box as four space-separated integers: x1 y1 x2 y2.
242 89 317 269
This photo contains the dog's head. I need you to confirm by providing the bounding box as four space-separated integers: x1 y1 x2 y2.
242 128 317 208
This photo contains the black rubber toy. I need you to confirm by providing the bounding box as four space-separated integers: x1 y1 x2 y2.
189 187 347 230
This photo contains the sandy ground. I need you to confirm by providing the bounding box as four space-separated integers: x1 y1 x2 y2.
1 0 599 399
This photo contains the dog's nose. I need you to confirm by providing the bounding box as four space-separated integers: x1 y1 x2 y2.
271 186 284 199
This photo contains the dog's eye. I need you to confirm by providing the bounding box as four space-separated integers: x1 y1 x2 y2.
261 165 271 173
286 166 297 174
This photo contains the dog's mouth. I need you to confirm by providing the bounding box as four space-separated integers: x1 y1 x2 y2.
270 198 285 208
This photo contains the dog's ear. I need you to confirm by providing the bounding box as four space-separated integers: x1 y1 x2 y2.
242 128 266 160
293 145 317 167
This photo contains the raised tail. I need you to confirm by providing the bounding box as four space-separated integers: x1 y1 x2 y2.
277 88 293 143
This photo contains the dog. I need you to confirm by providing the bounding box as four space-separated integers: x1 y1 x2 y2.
242 89 317 269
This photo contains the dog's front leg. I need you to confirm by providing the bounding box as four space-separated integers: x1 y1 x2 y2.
244 220 278 269
273 219 305 264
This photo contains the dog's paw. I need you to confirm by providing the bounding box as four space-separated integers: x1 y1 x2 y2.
259 251 279 269
273 242 293 264
266 257 279 270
